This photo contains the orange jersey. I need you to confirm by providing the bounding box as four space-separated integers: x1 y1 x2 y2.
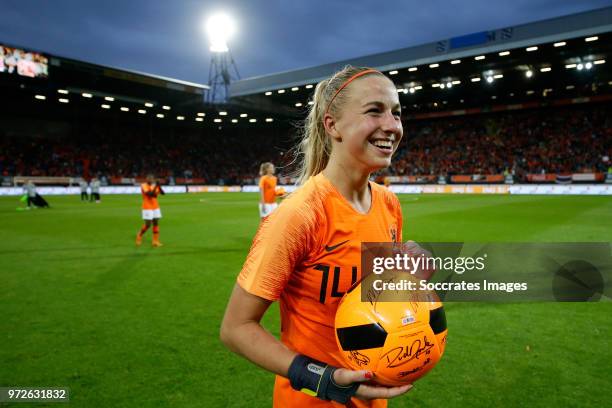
259 175 278 204
141 183 161 210
238 173 403 408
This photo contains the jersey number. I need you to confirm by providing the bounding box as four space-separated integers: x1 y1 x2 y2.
314 264 358 304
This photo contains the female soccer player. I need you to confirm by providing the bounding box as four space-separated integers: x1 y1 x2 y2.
221 66 410 407
136 174 164 247
259 162 278 219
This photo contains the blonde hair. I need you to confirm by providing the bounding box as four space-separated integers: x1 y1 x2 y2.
259 162 274 176
293 65 385 185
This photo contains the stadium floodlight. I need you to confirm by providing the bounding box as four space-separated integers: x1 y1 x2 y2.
565 64 577 69
105 96 115 102
231 119 238 123
206 13 240 103
526 90 535 95
156 113 164 118
409 87 415 94
493 74 503 79
471 77 481 82
58 98 69 103
120 107 129 112
414 85 423 90
540 67 552 72
219 111 228 116
402 88 408 94
432 83 440 88
249 118 257 123
389 70 398 75
177 116 185 120
498 51 510 56
195 117 204 122
585 62 593 70
554 41 566 47
429 63 439 68
295 102 302 107
101 104 111 109
486 76 494 83
240 113 248 118
197 112 206 117
452 80 461 85
308 101 314 105
291 87 299 91
162 105 171 110
440 83 446 89
82 93 93 98
265 91 272 96
34 95 46 100
566 85 575 90
474 55 485 60
214 118 222 123
526 46 538 52
450 60 461 64
206 13 236 53
594 59 605 65
408 67 418 72
446 82 452 88
305 84 314 89
57 89 69 94
576 63 584 70
144 102 153 107
138 109 146 114
526 70 534 78
277 89 285 94
585 36 598 42
265 118 273 122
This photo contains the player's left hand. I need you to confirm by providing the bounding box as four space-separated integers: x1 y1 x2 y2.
398 240 436 281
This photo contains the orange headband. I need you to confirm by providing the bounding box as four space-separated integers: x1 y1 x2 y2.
325 69 381 115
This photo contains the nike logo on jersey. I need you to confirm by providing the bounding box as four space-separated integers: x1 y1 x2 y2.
325 240 349 252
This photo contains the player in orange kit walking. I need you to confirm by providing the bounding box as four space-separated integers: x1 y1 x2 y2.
259 162 278 219
136 174 165 247
220 66 412 407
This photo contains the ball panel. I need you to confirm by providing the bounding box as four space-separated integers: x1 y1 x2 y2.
336 322 387 351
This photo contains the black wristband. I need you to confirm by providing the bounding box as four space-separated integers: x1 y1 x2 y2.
287 354 358 404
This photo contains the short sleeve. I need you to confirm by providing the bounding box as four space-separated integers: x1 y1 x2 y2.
237 200 317 301
396 195 403 242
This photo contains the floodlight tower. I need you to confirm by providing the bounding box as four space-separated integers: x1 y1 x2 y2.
206 13 240 103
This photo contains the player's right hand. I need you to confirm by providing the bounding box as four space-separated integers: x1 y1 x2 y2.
333 368 413 400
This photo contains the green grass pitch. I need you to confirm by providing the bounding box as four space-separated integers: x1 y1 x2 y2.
1 193 611 407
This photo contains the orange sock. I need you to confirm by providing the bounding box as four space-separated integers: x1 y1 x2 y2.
152 225 160 242
138 224 150 237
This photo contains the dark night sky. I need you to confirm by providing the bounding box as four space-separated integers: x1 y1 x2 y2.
1 0 611 84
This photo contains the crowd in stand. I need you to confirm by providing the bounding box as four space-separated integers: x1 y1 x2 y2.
1 103 610 184
391 103 611 178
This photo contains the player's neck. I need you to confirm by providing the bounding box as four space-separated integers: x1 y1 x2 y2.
322 162 371 214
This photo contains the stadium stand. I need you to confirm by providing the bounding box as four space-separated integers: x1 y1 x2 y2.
1 102 609 185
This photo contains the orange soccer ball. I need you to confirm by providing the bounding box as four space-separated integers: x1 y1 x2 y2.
334 271 447 386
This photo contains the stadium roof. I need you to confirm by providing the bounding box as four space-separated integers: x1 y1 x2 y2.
230 6 612 97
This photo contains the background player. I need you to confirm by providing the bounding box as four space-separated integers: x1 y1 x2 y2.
136 174 165 247
90 177 101 203
79 179 89 201
258 162 278 219
221 66 411 407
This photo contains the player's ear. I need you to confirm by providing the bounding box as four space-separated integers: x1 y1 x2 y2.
323 113 342 142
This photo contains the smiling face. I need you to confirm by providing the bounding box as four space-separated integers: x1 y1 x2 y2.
325 74 403 174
